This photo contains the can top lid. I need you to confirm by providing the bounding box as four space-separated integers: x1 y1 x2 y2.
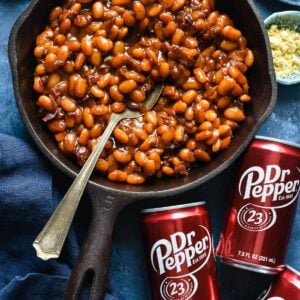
285 265 300 276
255 135 300 149
141 201 206 214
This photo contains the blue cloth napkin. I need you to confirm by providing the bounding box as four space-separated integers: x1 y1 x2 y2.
0 133 123 300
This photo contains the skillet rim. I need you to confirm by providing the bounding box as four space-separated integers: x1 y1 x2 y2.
8 0 277 199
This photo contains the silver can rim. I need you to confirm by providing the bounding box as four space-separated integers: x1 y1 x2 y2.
255 135 300 149
141 201 206 214
285 265 300 276
218 256 284 275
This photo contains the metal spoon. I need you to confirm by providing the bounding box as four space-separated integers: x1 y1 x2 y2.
33 83 163 260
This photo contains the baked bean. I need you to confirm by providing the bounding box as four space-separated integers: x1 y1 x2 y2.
217 77 236 96
240 94 251 102
196 130 212 141
113 149 132 164
172 28 184 45
228 66 247 85
172 0 186 12
107 155 119 172
175 125 185 142
199 121 213 131
245 49 254 67
64 61 74 73
194 149 211 162
90 85 105 98
148 4 162 17
57 45 69 63
127 173 145 184
132 127 147 140
182 90 197 104
118 80 137 93
111 102 126 113
212 138 221 152
179 148 195 162
47 72 61 89
135 151 147 166
220 136 232 149
164 21 177 38
48 120 66 133
185 107 194 121
113 41 126 56
205 109 217 122
133 1 146 20
130 89 145 102
90 49 102 66
50 6 62 22
75 78 87 98
78 128 89 146
218 124 232 136
141 59 151 72
182 77 202 90
81 37 93 56
34 46 45 58
33 76 45 94
60 18 71 34
95 159 109 172
110 85 124 102
195 19 208 31
92 2 104 19
222 26 241 41
220 40 238 51
61 97 77 112
37 95 55 112
74 52 86 70
194 68 207 83
144 111 157 127
90 124 103 138
114 127 129 144
108 170 128 182
143 123 154 134
74 108 83 124
44 53 57 72
143 159 156 176
162 166 175 176
55 132 66 142
224 106 245 122
63 133 77 153
65 115 75 128
95 36 113 51
83 107 94 128
91 104 108 116
34 0 254 184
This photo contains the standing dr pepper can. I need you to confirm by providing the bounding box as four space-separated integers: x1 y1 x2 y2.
257 265 300 300
217 136 300 274
142 202 220 300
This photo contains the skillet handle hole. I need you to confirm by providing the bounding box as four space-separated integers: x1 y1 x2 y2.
78 269 95 300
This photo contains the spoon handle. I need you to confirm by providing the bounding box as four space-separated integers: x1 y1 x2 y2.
33 113 121 260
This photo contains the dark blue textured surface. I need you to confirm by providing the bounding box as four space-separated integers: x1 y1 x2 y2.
0 0 299 299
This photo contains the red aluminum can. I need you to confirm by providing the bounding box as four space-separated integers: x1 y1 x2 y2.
257 265 300 299
217 136 300 274
142 202 220 300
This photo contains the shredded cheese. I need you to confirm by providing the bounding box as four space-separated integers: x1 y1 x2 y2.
268 25 300 78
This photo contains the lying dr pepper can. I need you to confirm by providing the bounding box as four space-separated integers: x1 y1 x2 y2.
217 136 300 274
142 202 220 300
257 265 300 300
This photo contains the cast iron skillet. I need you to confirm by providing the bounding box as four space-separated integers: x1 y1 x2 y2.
8 0 277 298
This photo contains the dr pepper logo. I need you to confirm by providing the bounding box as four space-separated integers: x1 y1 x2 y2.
150 225 212 276
238 164 300 208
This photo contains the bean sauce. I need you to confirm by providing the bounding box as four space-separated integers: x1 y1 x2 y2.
33 0 254 185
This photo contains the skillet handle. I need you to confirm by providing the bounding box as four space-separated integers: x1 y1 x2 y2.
63 186 124 300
